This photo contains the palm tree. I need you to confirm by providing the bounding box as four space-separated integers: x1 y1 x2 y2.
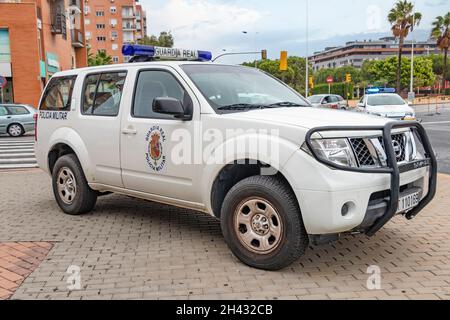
431 12 450 92
87 48 113 66
388 0 422 93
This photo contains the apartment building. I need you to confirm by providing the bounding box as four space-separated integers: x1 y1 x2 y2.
0 0 87 106
84 0 147 64
310 37 440 72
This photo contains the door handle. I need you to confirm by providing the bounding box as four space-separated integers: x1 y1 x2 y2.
122 127 137 135
7 116 11 119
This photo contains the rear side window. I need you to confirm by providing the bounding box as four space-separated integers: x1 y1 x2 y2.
0 106 8 116
7 106 30 115
40 76 77 111
82 72 127 116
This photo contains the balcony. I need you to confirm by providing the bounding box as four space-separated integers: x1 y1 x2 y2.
51 13 66 35
69 0 81 13
71 29 84 48
122 24 136 31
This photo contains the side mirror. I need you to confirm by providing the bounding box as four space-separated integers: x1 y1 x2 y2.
153 97 189 120
357 103 365 108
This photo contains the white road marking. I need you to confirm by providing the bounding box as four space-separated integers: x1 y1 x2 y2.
421 121 450 125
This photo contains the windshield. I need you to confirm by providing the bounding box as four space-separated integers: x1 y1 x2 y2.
307 95 324 104
367 94 406 106
181 64 309 113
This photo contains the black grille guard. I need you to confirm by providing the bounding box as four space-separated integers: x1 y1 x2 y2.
304 121 437 236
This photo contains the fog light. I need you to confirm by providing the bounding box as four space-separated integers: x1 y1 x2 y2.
341 203 350 216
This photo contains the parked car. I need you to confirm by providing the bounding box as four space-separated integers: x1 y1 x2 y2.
356 93 416 120
307 94 348 110
0 104 37 137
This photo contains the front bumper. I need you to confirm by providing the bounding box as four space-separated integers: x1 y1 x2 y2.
286 122 437 236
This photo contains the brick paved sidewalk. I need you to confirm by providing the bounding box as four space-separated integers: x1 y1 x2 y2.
0 170 449 300
0 242 53 299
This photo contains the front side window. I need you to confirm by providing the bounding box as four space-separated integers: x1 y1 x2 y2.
181 65 309 113
40 76 76 111
82 72 127 116
133 70 188 119
7 106 29 115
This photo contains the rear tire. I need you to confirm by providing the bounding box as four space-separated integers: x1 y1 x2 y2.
52 154 97 215
7 124 24 137
221 175 309 270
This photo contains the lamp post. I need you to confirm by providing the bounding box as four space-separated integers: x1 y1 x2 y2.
242 31 259 68
305 0 310 97
409 3 416 102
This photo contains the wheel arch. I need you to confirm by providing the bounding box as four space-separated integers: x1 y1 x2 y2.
46 128 93 181
208 159 298 219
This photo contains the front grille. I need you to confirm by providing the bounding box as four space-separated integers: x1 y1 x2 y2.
350 133 408 168
350 138 376 167
378 133 406 162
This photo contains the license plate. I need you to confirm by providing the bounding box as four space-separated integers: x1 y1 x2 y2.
397 191 420 214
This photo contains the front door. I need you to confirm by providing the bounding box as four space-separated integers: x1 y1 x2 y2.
120 67 202 204
0 106 10 134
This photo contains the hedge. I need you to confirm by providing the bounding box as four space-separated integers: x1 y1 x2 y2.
312 83 354 99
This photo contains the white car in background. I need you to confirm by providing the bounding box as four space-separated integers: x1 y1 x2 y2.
357 93 416 120
307 94 348 110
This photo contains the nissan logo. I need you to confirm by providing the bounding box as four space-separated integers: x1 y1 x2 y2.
392 140 402 158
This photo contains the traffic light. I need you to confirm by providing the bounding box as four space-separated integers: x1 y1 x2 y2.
279 51 288 71
309 76 314 89
345 73 352 83
261 49 267 60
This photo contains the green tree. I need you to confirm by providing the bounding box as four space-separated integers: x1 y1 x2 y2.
430 54 450 82
361 56 435 90
388 0 422 92
138 31 174 47
87 49 112 66
243 56 308 95
431 12 450 91
314 66 361 85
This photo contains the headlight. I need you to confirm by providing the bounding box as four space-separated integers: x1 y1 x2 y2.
302 138 358 167
404 112 415 119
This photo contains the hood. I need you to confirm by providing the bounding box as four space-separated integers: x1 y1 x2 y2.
223 107 390 130
366 104 413 117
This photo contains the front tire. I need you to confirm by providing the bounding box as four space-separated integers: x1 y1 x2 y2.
221 176 309 270
52 154 97 215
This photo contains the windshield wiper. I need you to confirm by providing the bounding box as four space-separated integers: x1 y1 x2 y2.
269 101 307 107
217 103 276 111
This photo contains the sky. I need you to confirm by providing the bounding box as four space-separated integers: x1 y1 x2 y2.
139 0 450 63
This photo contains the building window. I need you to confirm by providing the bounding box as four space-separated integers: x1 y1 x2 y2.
112 56 119 63
85 19 90 25
96 24 105 29
112 44 118 51
96 11 104 17
97 36 106 42
85 31 91 40
110 19 117 27
110 7 116 13
111 31 118 39
84 6 90 14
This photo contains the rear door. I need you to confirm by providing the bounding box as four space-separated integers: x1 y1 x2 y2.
76 70 128 187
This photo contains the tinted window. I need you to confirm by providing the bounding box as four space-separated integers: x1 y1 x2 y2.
7 106 30 115
40 76 76 111
330 96 339 103
0 106 8 116
133 70 187 119
82 72 127 116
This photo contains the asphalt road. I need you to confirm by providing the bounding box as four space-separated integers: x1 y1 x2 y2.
416 105 450 174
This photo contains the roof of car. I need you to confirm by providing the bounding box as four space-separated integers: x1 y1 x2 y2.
53 61 241 77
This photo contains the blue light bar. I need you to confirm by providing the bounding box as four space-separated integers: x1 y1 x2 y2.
366 87 397 94
122 44 212 62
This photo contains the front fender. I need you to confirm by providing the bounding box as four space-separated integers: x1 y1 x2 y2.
201 133 300 214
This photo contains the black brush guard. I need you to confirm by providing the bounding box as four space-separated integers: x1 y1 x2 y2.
304 121 437 237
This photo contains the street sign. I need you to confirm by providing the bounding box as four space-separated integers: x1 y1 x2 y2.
326 76 334 84
0 76 7 89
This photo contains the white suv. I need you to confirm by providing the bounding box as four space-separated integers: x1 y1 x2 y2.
35 54 437 270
